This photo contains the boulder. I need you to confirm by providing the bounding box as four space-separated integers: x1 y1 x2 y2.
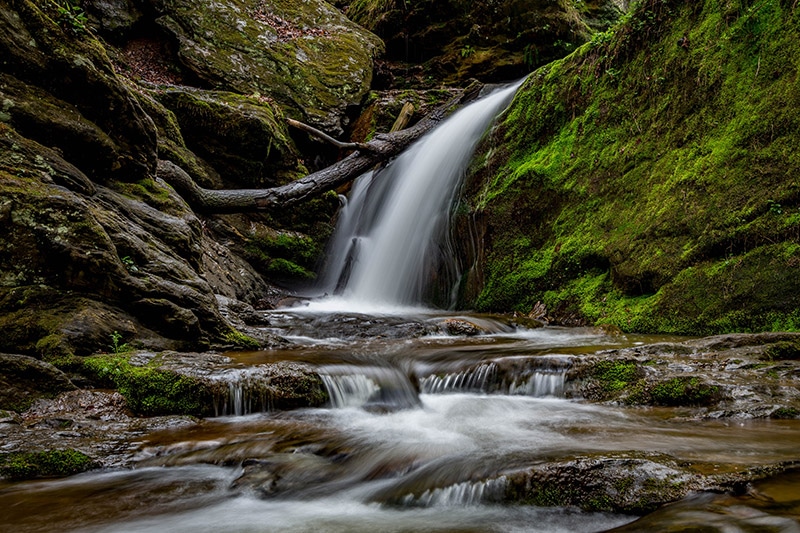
152 0 384 135
0 354 77 412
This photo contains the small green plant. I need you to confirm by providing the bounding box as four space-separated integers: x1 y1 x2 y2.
523 44 538 69
767 200 783 215
57 0 88 35
120 256 138 273
110 331 132 354
460 44 475 58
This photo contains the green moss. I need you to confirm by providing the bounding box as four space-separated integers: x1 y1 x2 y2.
649 377 720 407
245 232 320 282
593 360 640 393
763 340 800 360
771 407 799 419
467 0 800 334
223 329 260 349
81 354 212 416
0 449 93 480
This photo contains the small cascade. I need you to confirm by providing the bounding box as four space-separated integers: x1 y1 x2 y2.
507 371 566 398
212 369 273 416
419 363 498 394
319 365 420 410
400 476 508 507
319 373 380 408
419 356 572 398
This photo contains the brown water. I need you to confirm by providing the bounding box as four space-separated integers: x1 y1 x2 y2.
1 311 798 532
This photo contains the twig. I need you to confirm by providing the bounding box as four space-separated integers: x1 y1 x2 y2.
287 118 379 153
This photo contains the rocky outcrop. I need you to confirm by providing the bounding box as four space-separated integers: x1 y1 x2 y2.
345 0 625 85
152 0 383 136
0 354 76 412
463 0 800 335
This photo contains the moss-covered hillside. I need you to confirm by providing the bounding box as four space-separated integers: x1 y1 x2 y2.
464 0 800 335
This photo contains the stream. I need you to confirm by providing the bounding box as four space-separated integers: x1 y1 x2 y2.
1 311 799 532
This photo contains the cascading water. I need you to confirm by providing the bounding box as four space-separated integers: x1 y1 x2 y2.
316 81 522 310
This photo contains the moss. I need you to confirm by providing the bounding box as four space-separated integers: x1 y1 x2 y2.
592 360 640 393
649 377 720 407
0 449 93 480
763 340 800 360
771 407 799 419
466 0 800 334
244 232 320 282
223 329 260 349
81 354 213 416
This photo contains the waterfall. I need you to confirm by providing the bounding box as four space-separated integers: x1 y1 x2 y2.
316 81 522 310
400 476 508 507
319 365 421 410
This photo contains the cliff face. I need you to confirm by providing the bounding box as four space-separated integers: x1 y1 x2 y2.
0 0 378 356
463 0 800 334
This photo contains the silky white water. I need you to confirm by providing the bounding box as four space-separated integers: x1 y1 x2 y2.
315 82 522 312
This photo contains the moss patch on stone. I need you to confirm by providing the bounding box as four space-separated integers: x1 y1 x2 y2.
81 354 214 416
0 449 94 480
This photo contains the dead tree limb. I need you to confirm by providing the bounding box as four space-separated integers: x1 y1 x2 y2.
158 84 483 213
286 118 377 153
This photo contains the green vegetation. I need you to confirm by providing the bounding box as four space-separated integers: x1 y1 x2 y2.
0 449 93 480
56 1 88 35
592 360 640 393
649 377 720 406
81 354 213 416
466 0 800 335
223 329 260 349
245 232 320 282
109 331 132 354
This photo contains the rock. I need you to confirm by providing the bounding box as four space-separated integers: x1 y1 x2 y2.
153 0 384 136
569 334 800 418
153 88 304 188
0 354 77 412
0 0 157 180
347 0 625 85
439 317 487 336
83 0 143 39
504 452 797 514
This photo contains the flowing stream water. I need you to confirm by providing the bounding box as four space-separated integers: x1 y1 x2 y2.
2 84 799 532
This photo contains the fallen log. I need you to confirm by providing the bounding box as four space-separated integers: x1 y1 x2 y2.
157 84 483 213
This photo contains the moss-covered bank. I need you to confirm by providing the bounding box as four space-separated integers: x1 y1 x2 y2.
464 0 800 335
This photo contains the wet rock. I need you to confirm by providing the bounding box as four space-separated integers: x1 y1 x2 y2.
231 454 342 496
569 333 800 418
153 0 383 135
505 452 799 514
83 0 143 39
0 354 77 413
439 318 487 336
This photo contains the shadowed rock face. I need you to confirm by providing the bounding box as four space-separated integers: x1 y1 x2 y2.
152 0 383 136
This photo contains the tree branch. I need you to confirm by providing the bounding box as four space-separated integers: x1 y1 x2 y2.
158 84 483 213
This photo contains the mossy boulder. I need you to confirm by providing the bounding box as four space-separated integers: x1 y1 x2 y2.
345 0 625 85
153 87 304 188
0 0 157 180
463 0 800 335
0 353 77 412
153 0 384 135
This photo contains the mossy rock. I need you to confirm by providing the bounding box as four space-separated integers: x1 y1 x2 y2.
154 0 384 135
0 449 94 480
80 354 215 416
346 0 625 85
154 88 305 188
0 0 157 180
464 0 800 335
